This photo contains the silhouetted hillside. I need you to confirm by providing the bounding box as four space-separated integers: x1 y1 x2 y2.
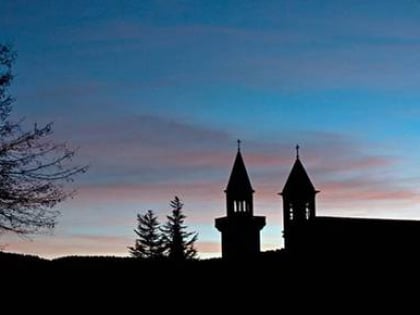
0 251 48 268
3 249 420 307
4 248 420 280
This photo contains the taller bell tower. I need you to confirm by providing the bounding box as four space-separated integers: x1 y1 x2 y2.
215 141 266 259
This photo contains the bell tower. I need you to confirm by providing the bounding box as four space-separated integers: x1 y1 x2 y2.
280 145 318 252
215 141 266 259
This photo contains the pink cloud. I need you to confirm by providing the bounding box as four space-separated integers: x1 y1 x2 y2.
196 241 220 254
52 115 399 191
76 181 222 203
319 179 420 203
66 122 408 216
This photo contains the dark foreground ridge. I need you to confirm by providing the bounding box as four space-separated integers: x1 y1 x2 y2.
4 249 420 282
3 250 420 309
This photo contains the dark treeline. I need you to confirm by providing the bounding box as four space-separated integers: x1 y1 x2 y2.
3 250 420 310
4 249 420 284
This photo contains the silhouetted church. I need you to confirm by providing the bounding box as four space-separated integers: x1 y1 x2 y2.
216 143 420 259
281 146 420 258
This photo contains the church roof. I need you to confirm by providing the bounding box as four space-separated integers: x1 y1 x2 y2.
226 149 254 194
282 151 316 196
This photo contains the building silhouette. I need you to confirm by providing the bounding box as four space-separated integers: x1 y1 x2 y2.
215 141 265 259
281 146 420 258
216 143 420 260
280 145 319 252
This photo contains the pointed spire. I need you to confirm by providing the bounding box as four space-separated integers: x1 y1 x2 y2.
282 146 316 196
226 141 254 194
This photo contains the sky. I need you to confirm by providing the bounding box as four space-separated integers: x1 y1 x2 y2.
3 0 420 258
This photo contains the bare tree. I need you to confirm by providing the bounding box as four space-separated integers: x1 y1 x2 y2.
0 44 87 234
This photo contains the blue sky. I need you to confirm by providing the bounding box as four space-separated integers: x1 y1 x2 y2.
3 0 420 258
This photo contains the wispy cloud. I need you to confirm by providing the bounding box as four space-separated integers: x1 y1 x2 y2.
196 241 220 254
52 114 415 220
52 16 420 92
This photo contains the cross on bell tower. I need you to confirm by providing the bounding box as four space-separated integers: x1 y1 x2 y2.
215 141 266 259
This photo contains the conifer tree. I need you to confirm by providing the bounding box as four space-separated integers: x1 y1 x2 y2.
129 210 163 259
161 196 198 261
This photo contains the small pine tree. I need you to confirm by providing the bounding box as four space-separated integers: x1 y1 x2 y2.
161 196 198 261
128 210 163 259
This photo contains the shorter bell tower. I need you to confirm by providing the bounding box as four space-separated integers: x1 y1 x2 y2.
280 145 318 252
215 141 266 259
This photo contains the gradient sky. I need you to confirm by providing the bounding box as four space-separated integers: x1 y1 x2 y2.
3 0 420 258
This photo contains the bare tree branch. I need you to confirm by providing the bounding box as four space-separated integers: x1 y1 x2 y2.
0 44 87 235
